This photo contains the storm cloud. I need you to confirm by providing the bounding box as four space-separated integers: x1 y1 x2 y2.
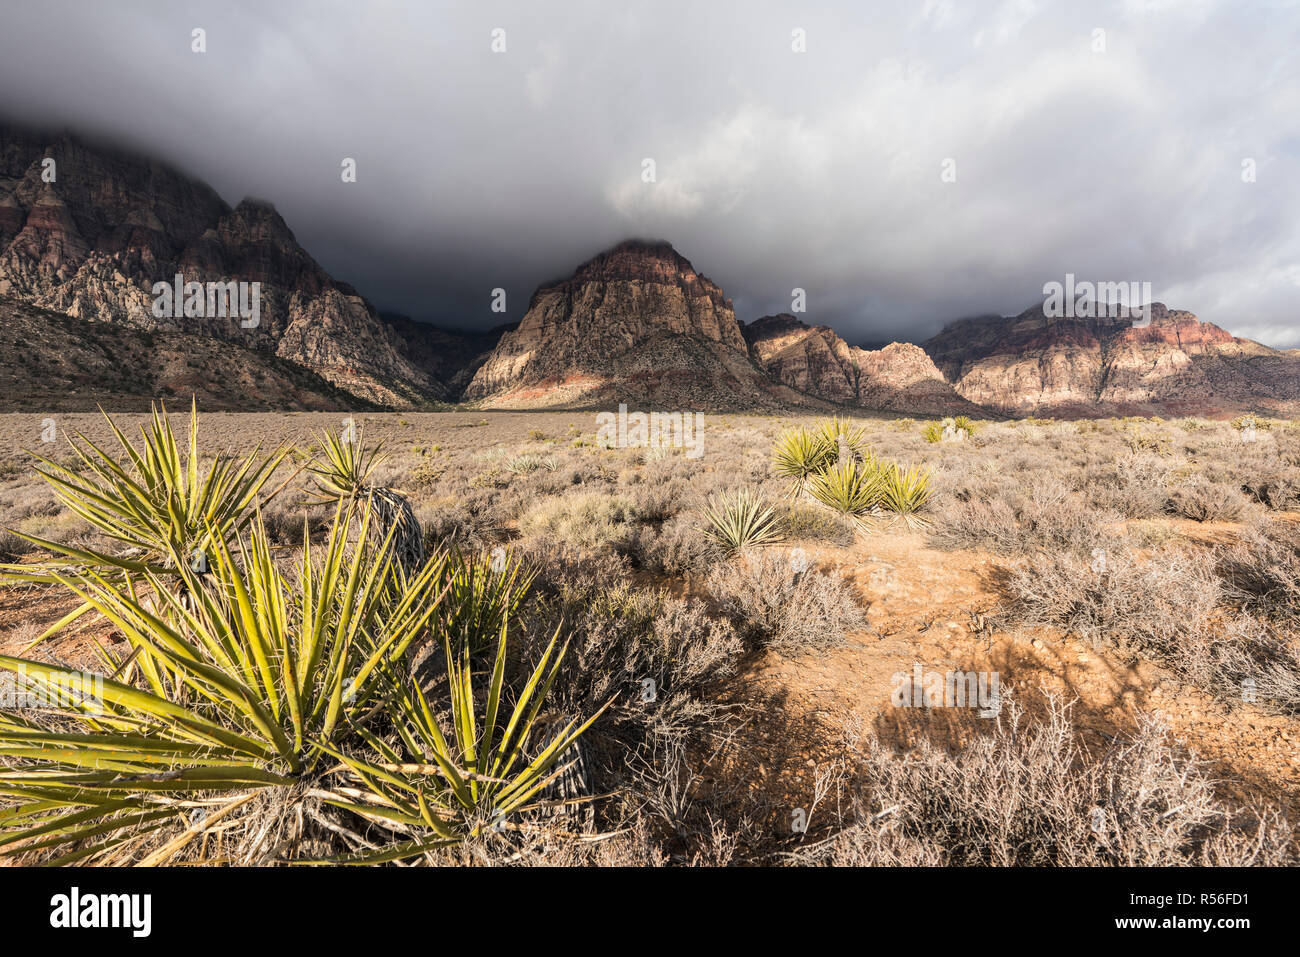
1 0 1297 344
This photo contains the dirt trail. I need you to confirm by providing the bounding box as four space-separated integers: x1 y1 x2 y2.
735 529 1300 817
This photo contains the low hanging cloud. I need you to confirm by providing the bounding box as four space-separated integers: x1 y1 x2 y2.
0 0 1295 345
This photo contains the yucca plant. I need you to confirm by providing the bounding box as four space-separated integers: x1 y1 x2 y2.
504 454 543 475
0 500 601 864
0 402 291 651
702 488 783 553
772 427 836 494
878 463 934 526
816 415 869 463
440 546 537 654
0 502 447 863
2 401 289 583
304 426 387 503
307 426 424 572
806 457 883 518
317 625 609 862
925 416 975 443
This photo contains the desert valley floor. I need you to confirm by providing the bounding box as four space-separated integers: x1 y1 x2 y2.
1 409 1297 864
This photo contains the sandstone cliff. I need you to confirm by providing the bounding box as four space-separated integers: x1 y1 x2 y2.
743 313 980 414
923 303 1300 416
0 125 440 407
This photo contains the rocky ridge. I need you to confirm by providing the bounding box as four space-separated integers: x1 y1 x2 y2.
0 125 439 407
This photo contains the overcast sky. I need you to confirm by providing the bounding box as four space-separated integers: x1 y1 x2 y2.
1 0 1297 345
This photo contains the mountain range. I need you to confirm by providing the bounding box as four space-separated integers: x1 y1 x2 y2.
1 124 1296 417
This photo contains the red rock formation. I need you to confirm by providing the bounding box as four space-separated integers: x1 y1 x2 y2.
0 125 438 407
465 240 779 408
923 303 1300 415
744 314 980 414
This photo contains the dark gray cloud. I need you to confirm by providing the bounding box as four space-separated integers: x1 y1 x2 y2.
1 0 1297 344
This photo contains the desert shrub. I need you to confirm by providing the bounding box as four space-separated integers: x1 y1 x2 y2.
1217 516 1300 620
706 551 867 654
518 491 638 549
534 585 743 711
794 694 1294 866
0 529 37 561
415 498 495 552
1122 424 1169 455
1206 614 1300 715
520 552 745 841
1084 453 1169 519
629 514 722 577
1241 472 1300 510
403 457 446 489
775 503 857 545
1002 520 1300 713
261 504 333 545
629 477 688 523
1003 546 1219 656
1003 544 1300 712
1166 475 1248 522
701 487 782 553
932 480 1115 556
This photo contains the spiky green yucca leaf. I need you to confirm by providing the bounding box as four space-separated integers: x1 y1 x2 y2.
806 458 884 517
702 488 783 552
878 463 933 523
2 401 288 583
772 427 837 491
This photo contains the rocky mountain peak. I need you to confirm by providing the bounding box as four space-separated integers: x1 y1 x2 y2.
530 238 735 317
465 239 751 405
